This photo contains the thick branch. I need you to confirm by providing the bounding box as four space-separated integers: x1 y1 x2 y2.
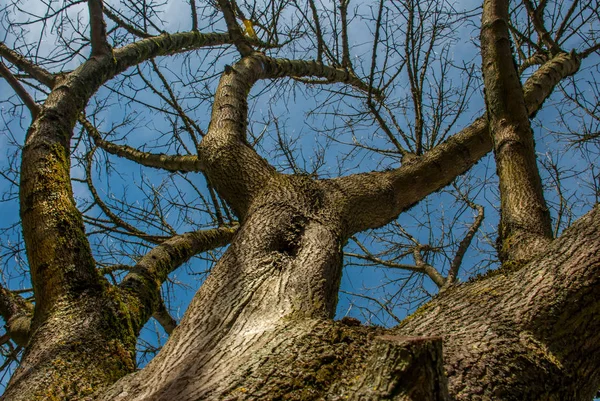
199 54 380 218
0 286 33 347
395 205 600 399
88 0 112 57
332 51 580 237
482 0 553 262
119 225 237 331
20 30 232 316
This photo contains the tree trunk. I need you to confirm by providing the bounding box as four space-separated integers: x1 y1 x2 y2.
95 203 600 400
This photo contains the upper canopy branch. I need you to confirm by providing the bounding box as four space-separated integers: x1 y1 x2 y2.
482 0 553 262
332 51 580 237
88 0 112 57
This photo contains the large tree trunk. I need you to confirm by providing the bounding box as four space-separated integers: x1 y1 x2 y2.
96 202 600 400
1 6 592 397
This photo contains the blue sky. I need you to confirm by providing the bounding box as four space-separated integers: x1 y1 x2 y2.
1 0 599 382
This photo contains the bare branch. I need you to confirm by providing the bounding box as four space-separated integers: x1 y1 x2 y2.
0 62 40 119
0 42 55 87
80 116 203 172
333 51 580 236
119 225 238 328
0 285 33 347
152 298 177 335
88 0 112 57
445 201 484 287
216 0 254 56
523 0 561 54
482 0 553 262
103 6 152 38
339 0 351 70
189 0 199 31
84 149 170 244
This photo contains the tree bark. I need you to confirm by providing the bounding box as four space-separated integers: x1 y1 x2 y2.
396 205 600 400
0 16 592 400
95 205 600 401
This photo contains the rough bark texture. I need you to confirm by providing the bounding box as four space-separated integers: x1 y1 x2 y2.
1 11 596 400
481 0 553 262
396 205 600 400
96 204 600 401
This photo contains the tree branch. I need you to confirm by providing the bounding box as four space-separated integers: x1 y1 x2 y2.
103 6 152 38
0 285 33 347
84 148 171 243
523 0 561 54
0 42 55 87
199 54 383 218
216 0 254 56
80 116 203 172
0 62 40 119
153 298 177 335
445 201 484 287
88 0 112 57
482 0 553 262
332 51 580 237
119 225 238 331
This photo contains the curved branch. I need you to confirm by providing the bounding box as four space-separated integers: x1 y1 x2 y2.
84 148 170 243
332 51 580 237
199 54 383 218
0 62 40 118
0 286 34 347
80 116 203 172
216 0 254 56
119 225 238 332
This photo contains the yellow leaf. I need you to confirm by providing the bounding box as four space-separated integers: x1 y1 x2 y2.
243 19 257 39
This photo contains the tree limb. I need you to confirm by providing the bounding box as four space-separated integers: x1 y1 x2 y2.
80 116 203 172
332 51 580 237
0 285 34 347
103 6 152 38
0 42 55 87
88 0 112 57
445 201 484 287
0 62 40 119
152 298 177 335
119 225 238 331
482 0 553 262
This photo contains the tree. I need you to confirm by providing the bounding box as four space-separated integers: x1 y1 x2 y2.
0 0 599 398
